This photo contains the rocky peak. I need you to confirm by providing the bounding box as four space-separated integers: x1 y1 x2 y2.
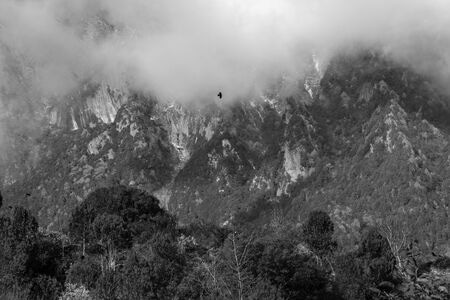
1 50 450 260
48 83 129 131
152 102 222 169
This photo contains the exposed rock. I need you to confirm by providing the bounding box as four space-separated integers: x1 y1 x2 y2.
1 51 450 266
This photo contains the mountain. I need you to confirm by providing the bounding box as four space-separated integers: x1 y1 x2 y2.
1 50 449 258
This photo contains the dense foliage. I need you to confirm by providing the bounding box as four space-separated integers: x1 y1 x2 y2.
0 186 448 299
0 206 67 299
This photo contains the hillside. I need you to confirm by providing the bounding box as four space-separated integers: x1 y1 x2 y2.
0 51 449 260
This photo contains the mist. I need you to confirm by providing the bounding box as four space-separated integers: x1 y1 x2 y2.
1 0 450 103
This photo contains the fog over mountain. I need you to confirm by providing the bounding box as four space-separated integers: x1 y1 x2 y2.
1 1 450 299
1 0 450 103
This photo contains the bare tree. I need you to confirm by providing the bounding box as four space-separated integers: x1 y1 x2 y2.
382 224 409 279
198 249 233 299
223 231 256 300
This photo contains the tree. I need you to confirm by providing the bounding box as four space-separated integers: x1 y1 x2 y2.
92 213 130 270
249 239 331 299
119 233 185 299
68 186 173 254
29 274 61 300
28 232 67 294
358 227 396 284
303 210 337 255
94 269 121 300
220 232 255 300
335 227 397 299
0 206 71 299
0 206 38 290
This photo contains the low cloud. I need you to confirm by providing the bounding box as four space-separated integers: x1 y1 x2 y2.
1 0 450 103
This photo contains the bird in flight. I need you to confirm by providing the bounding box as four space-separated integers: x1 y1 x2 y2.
217 92 222 99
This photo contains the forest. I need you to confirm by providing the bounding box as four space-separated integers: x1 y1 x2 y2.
0 186 448 300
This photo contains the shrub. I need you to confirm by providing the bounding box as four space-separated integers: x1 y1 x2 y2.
29 234 66 284
303 210 337 254
94 270 121 300
29 274 62 300
66 257 101 290
335 227 397 299
335 253 367 300
248 239 331 299
118 234 185 299
59 283 92 300
0 206 38 290
358 227 396 284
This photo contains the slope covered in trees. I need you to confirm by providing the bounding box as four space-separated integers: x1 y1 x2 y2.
0 186 449 299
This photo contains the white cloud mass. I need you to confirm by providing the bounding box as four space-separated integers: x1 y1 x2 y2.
1 0 450 102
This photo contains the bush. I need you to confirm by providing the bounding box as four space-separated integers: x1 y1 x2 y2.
60 283 92 300
358 227 396 284
94 270 121 300
0 206 71 299
119 235 185 299
29 274 62 300
66 257 101 290
335 227 397 299
246 278 284 300
175 265 209 300
303 210 337 254
30 234 66 284
335 253 367 300
0 206 38 290
248 239 331 299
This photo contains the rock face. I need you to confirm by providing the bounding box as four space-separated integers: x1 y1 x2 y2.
1 51 450 256
48 83 128 131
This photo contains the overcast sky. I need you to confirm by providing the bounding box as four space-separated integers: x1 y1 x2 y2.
1 0 450 103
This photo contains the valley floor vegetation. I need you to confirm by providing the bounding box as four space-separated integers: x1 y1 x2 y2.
0 186 449 300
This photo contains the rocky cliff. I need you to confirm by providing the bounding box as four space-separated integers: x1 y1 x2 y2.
1 50 449 257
